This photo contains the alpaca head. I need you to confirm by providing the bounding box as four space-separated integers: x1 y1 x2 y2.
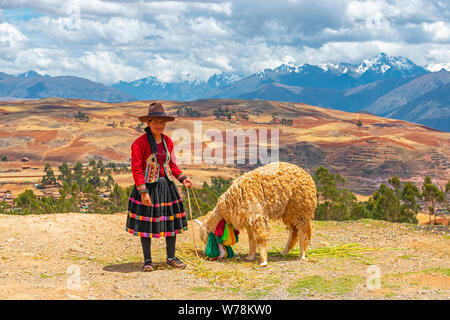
194 218 209 243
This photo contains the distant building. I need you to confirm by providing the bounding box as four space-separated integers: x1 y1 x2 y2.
20 157 30 162
1 189 13 203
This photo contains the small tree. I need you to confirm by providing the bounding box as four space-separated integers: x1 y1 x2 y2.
0 200 11 214
14 189 39 214
110 183 130 212
368 184 399 222
445 180 450 214
421 176 445 224
41 163 57 186
312 166 356 220
400 185 420 223
83 183 96 195
105 174 115 191
388 175 402 221
87 165 101 189
58 162 72 184
72 162 86 190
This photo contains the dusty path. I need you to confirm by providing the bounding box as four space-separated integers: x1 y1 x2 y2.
0 212 448 300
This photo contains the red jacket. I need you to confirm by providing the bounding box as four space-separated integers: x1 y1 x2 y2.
131 132 187 192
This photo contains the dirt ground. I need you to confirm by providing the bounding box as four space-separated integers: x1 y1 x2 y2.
0 212 448 300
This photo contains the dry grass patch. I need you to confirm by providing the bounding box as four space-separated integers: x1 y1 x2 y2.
270 242 389 265
287 275 363 296
382 268 450 293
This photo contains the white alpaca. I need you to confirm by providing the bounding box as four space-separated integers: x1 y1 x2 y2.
195 161 317 266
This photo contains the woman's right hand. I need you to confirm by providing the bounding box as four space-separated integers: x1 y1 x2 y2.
141 192 152 206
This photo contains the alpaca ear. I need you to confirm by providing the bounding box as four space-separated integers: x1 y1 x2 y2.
194 219 202 226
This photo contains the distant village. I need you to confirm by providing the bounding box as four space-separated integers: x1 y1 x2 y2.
0 156 132 214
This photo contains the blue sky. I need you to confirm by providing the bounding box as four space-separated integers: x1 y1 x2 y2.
1 7 43 21
0 0 449 84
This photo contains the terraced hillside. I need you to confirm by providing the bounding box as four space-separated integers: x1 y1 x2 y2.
0 98 448 195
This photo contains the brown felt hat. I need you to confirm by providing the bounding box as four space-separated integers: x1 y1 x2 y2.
138 102 175 122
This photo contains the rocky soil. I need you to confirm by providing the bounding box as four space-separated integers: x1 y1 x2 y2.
0 212 448 300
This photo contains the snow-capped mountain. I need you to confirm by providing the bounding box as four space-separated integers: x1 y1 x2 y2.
206 72 243 89
1 53 447 130
130 75 163 87
320 53 426 79
355 53 419 74
111 72 242 100
425 63 450 72
17 70 50 78
110 53 432 102
320 62 355 76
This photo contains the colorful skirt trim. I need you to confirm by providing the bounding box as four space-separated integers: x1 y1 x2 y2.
125 177 188 238
128 196 183 207
128 211 186 222
126 226 188 238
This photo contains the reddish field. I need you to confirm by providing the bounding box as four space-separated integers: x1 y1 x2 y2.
0 98 448 196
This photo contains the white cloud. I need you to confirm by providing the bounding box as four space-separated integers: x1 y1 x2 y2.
0 22 28 44
27 15 156 46
0 0 449 84
347 0 444 22
190 17 228 36
422 21 450 42
15 47 52 69
425 47 450 64
0 22 29 61
78 51 143 83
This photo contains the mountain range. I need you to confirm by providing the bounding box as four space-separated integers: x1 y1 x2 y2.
112 53 449 131
0 71 135 103
1 53 449 131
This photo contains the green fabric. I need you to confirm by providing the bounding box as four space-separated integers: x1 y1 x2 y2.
205 233 220 258
222 223 230 243
225 245 234 258
205 222 239 259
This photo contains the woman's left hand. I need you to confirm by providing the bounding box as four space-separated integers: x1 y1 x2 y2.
183 177 193 188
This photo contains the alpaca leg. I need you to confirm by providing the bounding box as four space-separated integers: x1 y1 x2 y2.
245 228 257 261
282 226 299 256
297 220 312 260
250 216 270 266
258 239 268 267
253 227 269 266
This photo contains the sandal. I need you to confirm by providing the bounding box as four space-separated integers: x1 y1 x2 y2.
166 257 186 269
143 261 154 272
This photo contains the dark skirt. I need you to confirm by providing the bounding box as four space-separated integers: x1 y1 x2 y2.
125 177 188 238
